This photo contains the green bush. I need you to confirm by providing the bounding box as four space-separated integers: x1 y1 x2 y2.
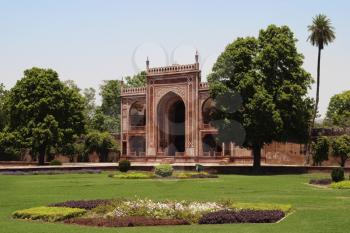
330 180 350 189
331 167 345 182
49 159 62 166
12 206 86 222
113 172 154 179
195 164 204 172
119 160 131 172
154 164 173 177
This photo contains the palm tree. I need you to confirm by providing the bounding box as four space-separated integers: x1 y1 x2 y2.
308 14 335 127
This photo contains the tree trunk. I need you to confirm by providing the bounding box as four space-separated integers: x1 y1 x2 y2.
252 144 262 171
38 146 46 165
312 46 322 127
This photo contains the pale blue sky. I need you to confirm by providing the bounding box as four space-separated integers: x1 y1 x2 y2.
0 0 349 118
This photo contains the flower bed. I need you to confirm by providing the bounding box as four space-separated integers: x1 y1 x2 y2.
198 209 285 224
309 178 332 186
65 216 190 227
12 199 292 227
12 206 86 222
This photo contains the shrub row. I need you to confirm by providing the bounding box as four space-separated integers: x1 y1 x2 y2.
64 216 190 227
49 199 112 210
112 172 155 179
198 209 285 224
12 206 86 222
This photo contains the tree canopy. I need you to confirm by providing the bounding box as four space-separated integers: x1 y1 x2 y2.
0 83 8 131
325 90 350 128
4 67 86 164
124 71 146 87
332 135 350 167
208 25 313 169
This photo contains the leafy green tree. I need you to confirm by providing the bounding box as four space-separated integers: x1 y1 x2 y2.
209 25 313 169
5 67 86 165
308 14 336 126
100 80 121 118
0 83 8 131
332 135 350 167
325 90 350 128
0 131 22 161
124 71 146 87
91 108 120 133
84 131 117 162
312 136 330 166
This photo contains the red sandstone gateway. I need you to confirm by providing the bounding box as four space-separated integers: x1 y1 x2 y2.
120 53 231 163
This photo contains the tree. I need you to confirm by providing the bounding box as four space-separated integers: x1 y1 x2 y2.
124 71 147 87
308 14 336 127
0 83 8 131
82 87 97 128
84 131 117 162
312 136 330 166
0 131 22 161
332 135 350 167
5 67 86 165
208 25 313 170
325 90 350 128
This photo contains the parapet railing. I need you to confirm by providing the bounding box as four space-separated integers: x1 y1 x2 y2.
121 87 146 95
147 63 198 75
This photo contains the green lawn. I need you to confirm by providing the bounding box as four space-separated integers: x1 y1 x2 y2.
0 172 349 233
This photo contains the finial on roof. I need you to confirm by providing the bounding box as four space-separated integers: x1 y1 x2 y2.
146 57 150 70
195 50 199 63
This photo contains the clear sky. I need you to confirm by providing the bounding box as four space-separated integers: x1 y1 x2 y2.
0 0 349 118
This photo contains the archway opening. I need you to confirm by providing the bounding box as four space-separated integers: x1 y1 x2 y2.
129 101 146 127
157 92 185 156
129 136 145 156
202 134 222 156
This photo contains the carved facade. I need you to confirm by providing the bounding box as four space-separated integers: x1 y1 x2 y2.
120 54 231 163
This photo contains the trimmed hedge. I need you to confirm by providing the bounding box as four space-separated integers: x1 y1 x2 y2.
113 172 155 179
154 164 173 177
330 180 350 189
49 199 111 210
12 206 86 222
173 172 218 179
199 209 285 224
331 167 345 182
119 160 131 173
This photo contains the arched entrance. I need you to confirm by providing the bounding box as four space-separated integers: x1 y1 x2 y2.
157 92 185 156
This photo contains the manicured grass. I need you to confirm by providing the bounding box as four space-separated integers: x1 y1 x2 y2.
1 172 349 232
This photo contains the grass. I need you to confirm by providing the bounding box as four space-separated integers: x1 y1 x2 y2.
0 172 350 232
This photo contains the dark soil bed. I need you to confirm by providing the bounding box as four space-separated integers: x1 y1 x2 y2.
199 209 285 224
309 178 332 186
64 216 190 227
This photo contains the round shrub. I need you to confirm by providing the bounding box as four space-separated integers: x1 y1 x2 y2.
119 160 131 173
49 159 62 166
154 164 173 177
331 167 345 182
